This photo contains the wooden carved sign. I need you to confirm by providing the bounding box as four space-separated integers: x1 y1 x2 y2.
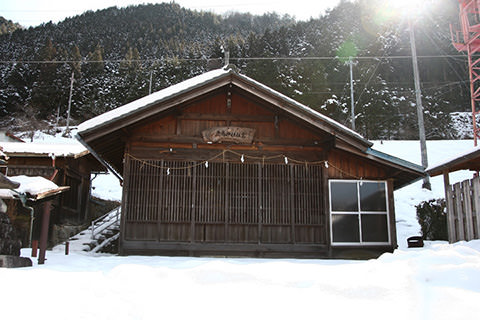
202 127 255 144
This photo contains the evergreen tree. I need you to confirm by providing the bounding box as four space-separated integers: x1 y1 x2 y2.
30 38 59 118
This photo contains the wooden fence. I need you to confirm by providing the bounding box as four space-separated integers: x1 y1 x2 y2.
445 176 480 243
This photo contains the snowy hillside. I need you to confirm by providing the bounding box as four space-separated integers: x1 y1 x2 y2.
1 138 479 319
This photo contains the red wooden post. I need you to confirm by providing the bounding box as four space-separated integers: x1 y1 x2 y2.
31 240 38 257
38 201 52 265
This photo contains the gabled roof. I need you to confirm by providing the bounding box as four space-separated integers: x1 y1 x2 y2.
76 67 424 187
427 145 480 176
77 67 371 149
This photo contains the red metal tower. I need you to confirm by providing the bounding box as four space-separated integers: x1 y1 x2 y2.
451 0 480 146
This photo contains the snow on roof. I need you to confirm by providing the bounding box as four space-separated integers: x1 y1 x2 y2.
0 141 87 158
427 144 480 173
77 67 368 144
0 175 63 199
78 68 231 133
10 175 59 195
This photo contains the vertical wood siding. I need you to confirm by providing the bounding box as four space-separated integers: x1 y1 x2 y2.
123 159 325 245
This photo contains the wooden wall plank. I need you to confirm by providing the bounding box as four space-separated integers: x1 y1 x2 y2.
472 177 480 239
462 180 474 240
443 172 457 243
454 182 465 241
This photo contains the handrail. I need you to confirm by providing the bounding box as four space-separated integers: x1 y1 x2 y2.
91 233 120 253
91 206 121 240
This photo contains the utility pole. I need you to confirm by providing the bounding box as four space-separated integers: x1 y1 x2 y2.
349 58 355 131
409 19 431 190
149 70 153 95
224 50 230 67
55 105 60 131
63 71 75 138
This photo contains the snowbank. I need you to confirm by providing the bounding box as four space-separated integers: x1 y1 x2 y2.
0 240 477 319
1 136 479 319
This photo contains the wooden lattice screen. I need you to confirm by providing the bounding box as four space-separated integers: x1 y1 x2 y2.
123 159 325 244
446 175 480 242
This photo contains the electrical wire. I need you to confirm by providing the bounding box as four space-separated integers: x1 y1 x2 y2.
0 54 471 65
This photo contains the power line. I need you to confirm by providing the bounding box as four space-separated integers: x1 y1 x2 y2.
0 54 471 65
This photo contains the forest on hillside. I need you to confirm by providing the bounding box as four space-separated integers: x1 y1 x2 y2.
0 0 473 139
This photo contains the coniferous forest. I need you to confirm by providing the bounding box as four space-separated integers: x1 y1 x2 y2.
0 0 473 139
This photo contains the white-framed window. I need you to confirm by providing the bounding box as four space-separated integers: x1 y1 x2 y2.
329 180 390 246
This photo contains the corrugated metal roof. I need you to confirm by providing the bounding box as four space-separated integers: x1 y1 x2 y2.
366 148 425 173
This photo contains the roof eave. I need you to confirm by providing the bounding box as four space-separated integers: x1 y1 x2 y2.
230 73 373 150
427 148 480 176
77 68 234 139
366 148 426 189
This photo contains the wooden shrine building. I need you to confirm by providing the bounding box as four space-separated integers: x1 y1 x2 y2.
77 67 424 258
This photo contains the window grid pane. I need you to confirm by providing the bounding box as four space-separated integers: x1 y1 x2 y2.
330 180 389 245
330 181 358 212
360 182 387 212
332 214 360 243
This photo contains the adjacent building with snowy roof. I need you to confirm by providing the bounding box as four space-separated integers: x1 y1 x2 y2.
0 141 105 224
427 146 480 243
77 67 424 258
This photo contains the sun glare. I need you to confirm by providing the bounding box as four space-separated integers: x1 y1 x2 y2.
386 0 428 18
368 0 428 28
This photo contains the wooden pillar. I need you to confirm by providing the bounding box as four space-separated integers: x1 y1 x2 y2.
322 159 332 257
443 170 456 243
38 201 52 265
31 240 38 257
258 163 262 245
387 179 397 248
289 165 296 244
119 146 131 255
224 162 229 243
190 165 196 244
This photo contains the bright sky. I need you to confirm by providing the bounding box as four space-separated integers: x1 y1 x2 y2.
0 0 341 27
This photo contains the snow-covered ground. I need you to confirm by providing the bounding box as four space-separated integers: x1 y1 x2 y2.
1 136 480 319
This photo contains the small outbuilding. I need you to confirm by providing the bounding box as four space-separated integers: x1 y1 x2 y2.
0 173 70 264
427 146 480 243
0 141 105 223
77 67 424 258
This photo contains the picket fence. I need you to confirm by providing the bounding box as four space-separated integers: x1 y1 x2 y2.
445 175 480 243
